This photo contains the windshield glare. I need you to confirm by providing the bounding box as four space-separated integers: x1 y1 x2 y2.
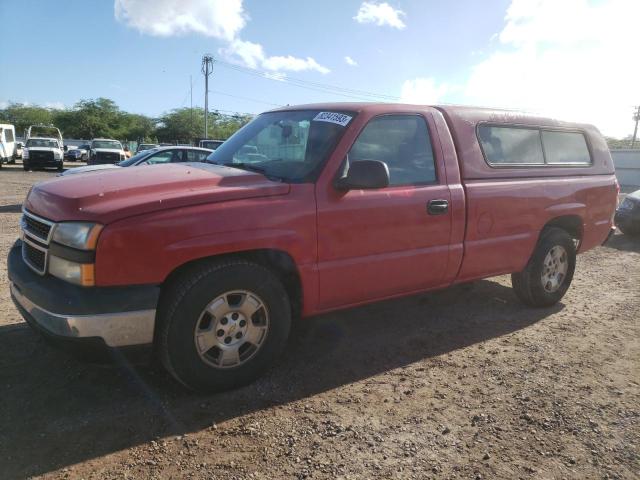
26 139 59 148
92 140 122 149
206 110 353 182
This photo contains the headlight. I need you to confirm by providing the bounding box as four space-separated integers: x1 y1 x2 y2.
54 151 63 160
52 222 103 250
48 255 95 286
23 149 29 159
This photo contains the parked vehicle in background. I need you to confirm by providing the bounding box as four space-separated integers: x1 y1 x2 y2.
22 137 64 171
65 144 89 161
0 124 17 167
25 124 63 147
60 146 213 176
8 103 618 392
87 138 125 165
15 141 24 159
615 189 640 236
136 143 159 153
199 139 224 150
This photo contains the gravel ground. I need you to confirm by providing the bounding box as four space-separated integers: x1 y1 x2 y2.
0 162 638 480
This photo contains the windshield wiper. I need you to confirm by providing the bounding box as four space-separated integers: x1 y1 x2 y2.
221 162 267 174
216 162 283 182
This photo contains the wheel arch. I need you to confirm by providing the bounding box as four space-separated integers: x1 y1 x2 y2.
160 248 303 318
541 215 584 244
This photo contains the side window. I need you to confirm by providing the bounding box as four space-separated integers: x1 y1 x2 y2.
183 150 210 162
5 129 14 142
542 131 591 165
142 150 175 165
349 115 436 186
477 126 544 165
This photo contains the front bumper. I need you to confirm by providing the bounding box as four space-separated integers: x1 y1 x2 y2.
8 240 159 349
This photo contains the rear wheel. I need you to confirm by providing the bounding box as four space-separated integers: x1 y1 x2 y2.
158 259 291 392
511 228 576 307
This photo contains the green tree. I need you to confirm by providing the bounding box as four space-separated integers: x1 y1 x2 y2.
71 98 122 139
0 103 53 136
606 136 639 149
156 107 205 143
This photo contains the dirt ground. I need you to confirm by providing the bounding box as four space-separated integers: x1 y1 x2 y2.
0 161 638 480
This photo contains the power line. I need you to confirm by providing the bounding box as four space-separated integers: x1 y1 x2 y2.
214 58 401 102
209 89 284 107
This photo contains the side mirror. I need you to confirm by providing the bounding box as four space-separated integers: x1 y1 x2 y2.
335 160 390 190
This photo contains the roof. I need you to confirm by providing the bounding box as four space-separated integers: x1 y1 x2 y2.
269 102 593 130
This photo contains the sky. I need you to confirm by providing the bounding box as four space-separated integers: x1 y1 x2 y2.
0 0 638 137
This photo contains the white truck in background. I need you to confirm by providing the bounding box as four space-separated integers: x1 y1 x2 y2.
0 124 17 167
22 125 65 171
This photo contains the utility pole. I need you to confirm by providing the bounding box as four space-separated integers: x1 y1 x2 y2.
189 75 193 141
201 55 214 139
631 105 640 149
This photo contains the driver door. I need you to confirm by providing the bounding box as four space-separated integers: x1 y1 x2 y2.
316 113 452 309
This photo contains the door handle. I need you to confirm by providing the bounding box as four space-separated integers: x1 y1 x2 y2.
427 199 449 215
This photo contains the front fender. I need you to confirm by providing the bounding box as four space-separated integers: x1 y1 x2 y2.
94 185 317 287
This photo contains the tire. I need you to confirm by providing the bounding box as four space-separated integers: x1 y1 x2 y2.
511 227 576 307
157 259 291 392
57 163 63 171
617 224 640 237
23 162 29 171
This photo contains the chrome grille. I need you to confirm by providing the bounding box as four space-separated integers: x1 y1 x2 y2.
23 241 46 273
23 214 52 241
20 210 55 275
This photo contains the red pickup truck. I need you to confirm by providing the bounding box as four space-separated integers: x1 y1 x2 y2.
8 103 618 392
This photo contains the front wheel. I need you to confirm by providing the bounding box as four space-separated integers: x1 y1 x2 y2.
157 259 291 392
511 228 576 307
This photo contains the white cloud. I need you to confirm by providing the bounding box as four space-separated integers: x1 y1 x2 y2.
262 56 330 74
220 39 330 74
115 0 329 74
114 0 246 41
354 2 406 29
222 39 265 69
345 56 358 67
44 102 65 110
400 78 448 104
465 0 640 137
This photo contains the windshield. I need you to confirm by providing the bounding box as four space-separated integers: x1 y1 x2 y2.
26 139 59 148
206 110 353 182
92 140 122 149
118 148 157 167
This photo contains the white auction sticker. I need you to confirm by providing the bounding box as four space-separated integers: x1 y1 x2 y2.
313 112 352 126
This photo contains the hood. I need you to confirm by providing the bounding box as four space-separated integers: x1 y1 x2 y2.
26 146 62 152
93 148 123 153
25 163 290 224
60 164 121 176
